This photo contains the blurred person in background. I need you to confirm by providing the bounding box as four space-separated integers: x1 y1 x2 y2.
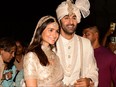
0 37 16 87
82 24 116 87
102 22 116 54
13 39 26 87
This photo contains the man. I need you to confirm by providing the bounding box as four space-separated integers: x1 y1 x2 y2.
102 24 116 54
82 25 116 87
55 0 98 86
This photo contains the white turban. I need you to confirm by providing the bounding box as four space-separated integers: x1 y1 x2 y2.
56 0 90 23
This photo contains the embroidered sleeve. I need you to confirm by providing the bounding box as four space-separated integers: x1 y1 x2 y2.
23 52 39 80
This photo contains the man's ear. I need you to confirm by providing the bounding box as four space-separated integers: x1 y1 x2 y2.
95 32 99 38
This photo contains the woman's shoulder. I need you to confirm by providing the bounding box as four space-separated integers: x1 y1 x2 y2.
25 52 36 56
24 52 38 60
75 35 91 44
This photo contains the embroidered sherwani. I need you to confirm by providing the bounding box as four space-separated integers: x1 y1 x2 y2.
56 34 98 86
0 56 5 87
23 46 64 87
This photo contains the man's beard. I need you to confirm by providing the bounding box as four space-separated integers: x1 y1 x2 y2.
62 26 76 35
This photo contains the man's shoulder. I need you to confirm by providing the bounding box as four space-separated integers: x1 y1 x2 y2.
75 35 91 43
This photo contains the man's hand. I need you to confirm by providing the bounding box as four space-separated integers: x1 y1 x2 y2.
74 77 94 87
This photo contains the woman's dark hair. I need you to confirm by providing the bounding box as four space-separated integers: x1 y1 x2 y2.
26 17 59 66
0 37 16 52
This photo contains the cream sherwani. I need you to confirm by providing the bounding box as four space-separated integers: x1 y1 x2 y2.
56 34 98 86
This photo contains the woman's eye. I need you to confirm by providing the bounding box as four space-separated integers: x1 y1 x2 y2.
9 51 15 54
64 17 69 19
49 29 53 32
56 30 59 33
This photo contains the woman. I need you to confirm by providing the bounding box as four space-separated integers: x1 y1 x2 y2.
23 15 64 87
14 40 26 87
0 37 16 87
